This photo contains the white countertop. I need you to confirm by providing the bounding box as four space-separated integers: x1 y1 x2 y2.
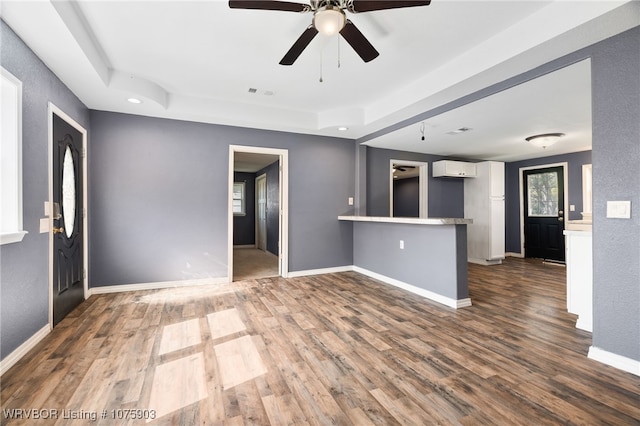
338 216 473 225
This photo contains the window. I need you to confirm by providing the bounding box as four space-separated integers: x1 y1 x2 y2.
232 182 246 216
527 171 559 217
1 67 26 245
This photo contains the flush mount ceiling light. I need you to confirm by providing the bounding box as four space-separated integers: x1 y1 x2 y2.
313 4 346 35
525 133 565 149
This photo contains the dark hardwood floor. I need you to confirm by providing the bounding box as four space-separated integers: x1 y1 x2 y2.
1 258 639 425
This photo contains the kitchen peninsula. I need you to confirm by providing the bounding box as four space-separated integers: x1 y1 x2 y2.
339 216 473 309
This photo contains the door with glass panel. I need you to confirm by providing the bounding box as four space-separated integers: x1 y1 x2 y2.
52 113 84 326
523 166 565 262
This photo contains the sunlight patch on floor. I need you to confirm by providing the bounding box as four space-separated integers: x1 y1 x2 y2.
207 308 247 339
214 335 268 390
147 353 208 421
158 318 202 355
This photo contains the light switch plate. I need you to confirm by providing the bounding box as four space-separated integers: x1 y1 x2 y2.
570 205 575 212
606 200 631 219
348 197 354 206
44 201 51 217
39 218 49 233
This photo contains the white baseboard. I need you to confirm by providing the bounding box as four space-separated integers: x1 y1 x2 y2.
468 257 503 266
287 265 354 278
0 324 50 376
588 346 640 376
353 266 471 310
506 252 524 258
90 277 230 295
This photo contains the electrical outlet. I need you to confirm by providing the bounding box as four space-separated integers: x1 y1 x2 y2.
399 240 404 250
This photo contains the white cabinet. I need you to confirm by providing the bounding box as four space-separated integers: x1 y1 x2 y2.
464 161 505 265
564 230 592 332
433 160 476 178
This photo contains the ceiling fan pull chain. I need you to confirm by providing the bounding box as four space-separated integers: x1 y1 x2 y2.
319 51 324 83
337 35 341 69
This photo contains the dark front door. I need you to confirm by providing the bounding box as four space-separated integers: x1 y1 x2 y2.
52 113 84 326
523 166 565 262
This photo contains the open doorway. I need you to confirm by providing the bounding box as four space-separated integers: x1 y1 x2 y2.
389 160 428 218
229 146 288 281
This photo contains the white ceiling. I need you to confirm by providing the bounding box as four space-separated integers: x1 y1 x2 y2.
2 1 639 161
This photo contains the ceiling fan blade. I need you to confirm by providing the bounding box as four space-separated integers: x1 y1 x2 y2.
229 1 310 13
339 20 379 63
279 26 319 65
349 1 431 13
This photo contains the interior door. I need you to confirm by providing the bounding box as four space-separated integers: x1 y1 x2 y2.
52 113 84 326
523 166 565 262
256 174 267 251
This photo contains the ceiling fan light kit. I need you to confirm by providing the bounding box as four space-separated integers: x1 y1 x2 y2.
313 5 346 35
229 0 431 65
525 132 565 149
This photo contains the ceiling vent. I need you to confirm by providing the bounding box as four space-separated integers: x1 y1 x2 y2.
446 127 472 135
248 88 258 94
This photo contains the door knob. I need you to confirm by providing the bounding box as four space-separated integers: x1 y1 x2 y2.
558 210 564 215
53 227 65 234
558 217 564 222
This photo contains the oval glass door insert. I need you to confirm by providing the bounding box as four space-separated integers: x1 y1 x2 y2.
62 146 76 238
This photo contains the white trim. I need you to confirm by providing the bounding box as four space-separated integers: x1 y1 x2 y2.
506 251 525 258
48 103 89 328
389 159 429 218
0 231 28 245
588 346 640 376
90 277 230 295
353 266 471 309
229 145 289 282
287 265 354 278
0 67 26 245
0 325 50 376
518 162 569 257
468 257 503 266
582 163 593 216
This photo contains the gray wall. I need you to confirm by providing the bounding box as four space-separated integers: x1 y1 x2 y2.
0 21 90 359
353 222 468 300
505 150 592 253
590 26 639 361
366 147 465 218
393 177 420 218
233 172 256 246
89 111 355 286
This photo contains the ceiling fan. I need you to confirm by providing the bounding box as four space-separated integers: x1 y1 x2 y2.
393 164 416 172
228 0 432 65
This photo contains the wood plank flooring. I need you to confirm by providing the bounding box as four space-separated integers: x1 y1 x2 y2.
2 258 639 425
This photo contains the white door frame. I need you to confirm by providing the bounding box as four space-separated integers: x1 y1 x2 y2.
389 159 429 218
48 103 89 329
518 162 569 257
228 145 289 280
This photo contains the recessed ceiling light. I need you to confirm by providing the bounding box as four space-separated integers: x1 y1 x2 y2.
338 127 349 131
127 98 142 104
